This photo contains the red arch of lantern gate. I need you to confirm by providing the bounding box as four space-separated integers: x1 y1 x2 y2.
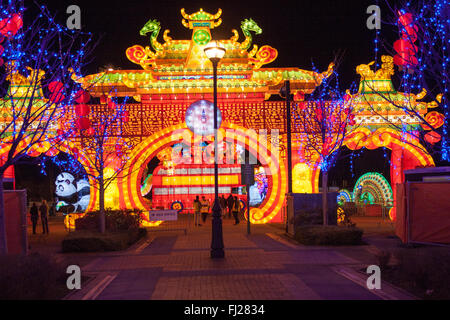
113 123 287 226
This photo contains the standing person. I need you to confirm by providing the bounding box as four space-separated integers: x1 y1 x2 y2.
200 196 210 223
226 194 234 219
219 195 227 215
39 200 49 234
193 196 202 226
232 196 240 225
30 203 39 234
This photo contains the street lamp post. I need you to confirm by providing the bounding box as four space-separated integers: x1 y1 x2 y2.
280 81 293 233
204 41 226 259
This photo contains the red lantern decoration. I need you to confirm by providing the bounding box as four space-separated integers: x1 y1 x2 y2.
0 14 22 37
77 117 90 130
122 110 129 122
11 14 23 31
393 39 417 57
75 104 90 117
107 100 116 110
398 12 413 27
48 81 64 93
49 91 65 104
294 92 305 101
74 90 90 104
321 143 329 156
86 127 95 136
315 108 323 122
394 11 418 67
402 25 418 42
298 102 307 111
424 131 441 144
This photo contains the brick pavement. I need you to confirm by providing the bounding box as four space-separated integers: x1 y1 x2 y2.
66 216 416 300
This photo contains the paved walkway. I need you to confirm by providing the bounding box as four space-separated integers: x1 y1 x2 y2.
65 216 416 300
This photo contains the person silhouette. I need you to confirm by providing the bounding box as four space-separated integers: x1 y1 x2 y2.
39 200 49 234
30 203 39 234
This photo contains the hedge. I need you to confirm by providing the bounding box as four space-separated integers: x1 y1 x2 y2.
62 228 147 252
294 225 364 245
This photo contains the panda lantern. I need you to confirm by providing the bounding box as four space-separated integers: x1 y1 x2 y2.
55 172 90 214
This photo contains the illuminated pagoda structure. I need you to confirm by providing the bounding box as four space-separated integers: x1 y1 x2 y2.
73 8 335 225
342 55 441 219
0 63 60 188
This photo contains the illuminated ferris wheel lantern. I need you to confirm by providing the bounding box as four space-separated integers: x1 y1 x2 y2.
185 100 222 136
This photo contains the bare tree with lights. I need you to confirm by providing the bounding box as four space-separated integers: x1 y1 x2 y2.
0 0 94 253
293 60 356 225
59 85 134 233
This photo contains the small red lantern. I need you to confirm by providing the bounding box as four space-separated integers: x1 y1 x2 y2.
321 143 329 156
74 90 90 104
48 81 64 93
77 117 90 130
75 104 90 117
107 99 116 110
315 108 323 122
424 131 441 144
122 110 129 122
398 12 413 27
9 14 22 34
0 15 20 37
86 127 95 136
49 91 65 104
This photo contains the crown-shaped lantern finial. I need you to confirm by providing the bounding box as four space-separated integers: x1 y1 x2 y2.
180 8 222 29
356 55 396 93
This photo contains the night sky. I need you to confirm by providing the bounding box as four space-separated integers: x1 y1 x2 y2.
30 0 401 88
18 0 409 194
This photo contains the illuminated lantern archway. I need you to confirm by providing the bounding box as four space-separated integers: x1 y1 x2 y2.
115 123 286 226
352 172 393 205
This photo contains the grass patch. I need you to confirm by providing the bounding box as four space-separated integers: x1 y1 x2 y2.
0 253 69 300
294 225 364 245
62 228 147 252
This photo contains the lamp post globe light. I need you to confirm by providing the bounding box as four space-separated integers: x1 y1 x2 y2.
204 41 226 259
